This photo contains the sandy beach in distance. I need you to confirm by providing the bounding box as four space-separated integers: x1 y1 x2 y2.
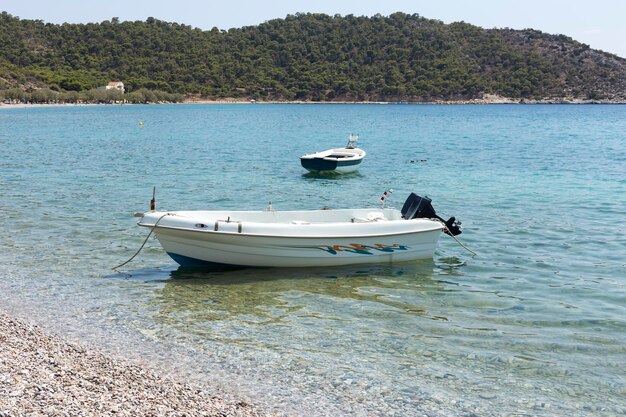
0 311 269 417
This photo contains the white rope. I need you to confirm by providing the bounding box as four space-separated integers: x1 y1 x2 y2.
112 213 170 270
441 221 478 256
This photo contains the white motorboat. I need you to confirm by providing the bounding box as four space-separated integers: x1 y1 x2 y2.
137 193 461 268
300 134 366 174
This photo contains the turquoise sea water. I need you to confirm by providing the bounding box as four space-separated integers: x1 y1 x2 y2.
1 104 625 416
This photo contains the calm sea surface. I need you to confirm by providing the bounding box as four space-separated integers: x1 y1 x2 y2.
1 104 625 416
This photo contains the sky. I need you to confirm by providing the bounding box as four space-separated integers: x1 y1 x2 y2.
3 0 625 58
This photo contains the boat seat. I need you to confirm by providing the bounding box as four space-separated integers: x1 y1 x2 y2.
352 212 386 223
367 212 385 221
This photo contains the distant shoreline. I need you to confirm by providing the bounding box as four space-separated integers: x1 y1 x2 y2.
1 96 625 108
183 92 626 105
184 98 626 105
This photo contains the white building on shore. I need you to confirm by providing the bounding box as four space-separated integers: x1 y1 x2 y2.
97 81 125 93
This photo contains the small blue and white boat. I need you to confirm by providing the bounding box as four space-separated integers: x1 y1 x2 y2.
300 134 366 174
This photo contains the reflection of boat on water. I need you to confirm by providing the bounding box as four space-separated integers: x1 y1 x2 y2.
152 260 441 323
168 259 436 282
300 134 366 174
138 193 462 269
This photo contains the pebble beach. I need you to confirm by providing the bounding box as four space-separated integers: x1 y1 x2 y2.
0 312 269 417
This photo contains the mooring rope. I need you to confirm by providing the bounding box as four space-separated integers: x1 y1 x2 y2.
112 213 171 270
441 221 478 256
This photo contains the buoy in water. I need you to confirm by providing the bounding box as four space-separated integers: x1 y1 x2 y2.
139 121 143 127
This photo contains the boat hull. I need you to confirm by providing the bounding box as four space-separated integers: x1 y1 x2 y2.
300 156 362 173
139 210 443 268
300 147 366 174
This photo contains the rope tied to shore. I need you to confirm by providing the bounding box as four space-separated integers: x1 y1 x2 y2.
112 213 171 270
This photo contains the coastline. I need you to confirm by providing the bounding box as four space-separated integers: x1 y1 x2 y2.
182 94 626 105
1 94 625 108
0 311 269 417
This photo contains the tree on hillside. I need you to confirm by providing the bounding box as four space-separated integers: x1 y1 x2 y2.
0 12 624 101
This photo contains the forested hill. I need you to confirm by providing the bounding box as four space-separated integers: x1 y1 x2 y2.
1 11 625 102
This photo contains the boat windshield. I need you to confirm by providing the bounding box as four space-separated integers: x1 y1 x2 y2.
345 134 359 149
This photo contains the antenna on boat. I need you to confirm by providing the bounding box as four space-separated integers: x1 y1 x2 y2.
150 186 156 212
380 189 393 208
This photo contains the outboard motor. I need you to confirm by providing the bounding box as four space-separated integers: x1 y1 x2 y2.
401 193 462 236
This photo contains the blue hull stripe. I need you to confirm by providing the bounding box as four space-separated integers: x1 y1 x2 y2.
167 252 240 268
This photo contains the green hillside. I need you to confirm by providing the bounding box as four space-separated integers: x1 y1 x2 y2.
1 11 625 102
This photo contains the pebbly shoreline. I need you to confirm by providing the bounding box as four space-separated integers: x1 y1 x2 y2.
0 312 270 417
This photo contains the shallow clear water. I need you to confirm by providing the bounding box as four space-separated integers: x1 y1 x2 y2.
1 104 625 416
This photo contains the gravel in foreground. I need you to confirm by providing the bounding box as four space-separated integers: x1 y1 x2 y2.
0 312 270 417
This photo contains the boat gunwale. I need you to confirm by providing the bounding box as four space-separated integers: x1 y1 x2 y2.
300 148 366 161
137 219 444 239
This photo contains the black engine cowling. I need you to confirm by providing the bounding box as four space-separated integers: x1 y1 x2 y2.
401 193 462 236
